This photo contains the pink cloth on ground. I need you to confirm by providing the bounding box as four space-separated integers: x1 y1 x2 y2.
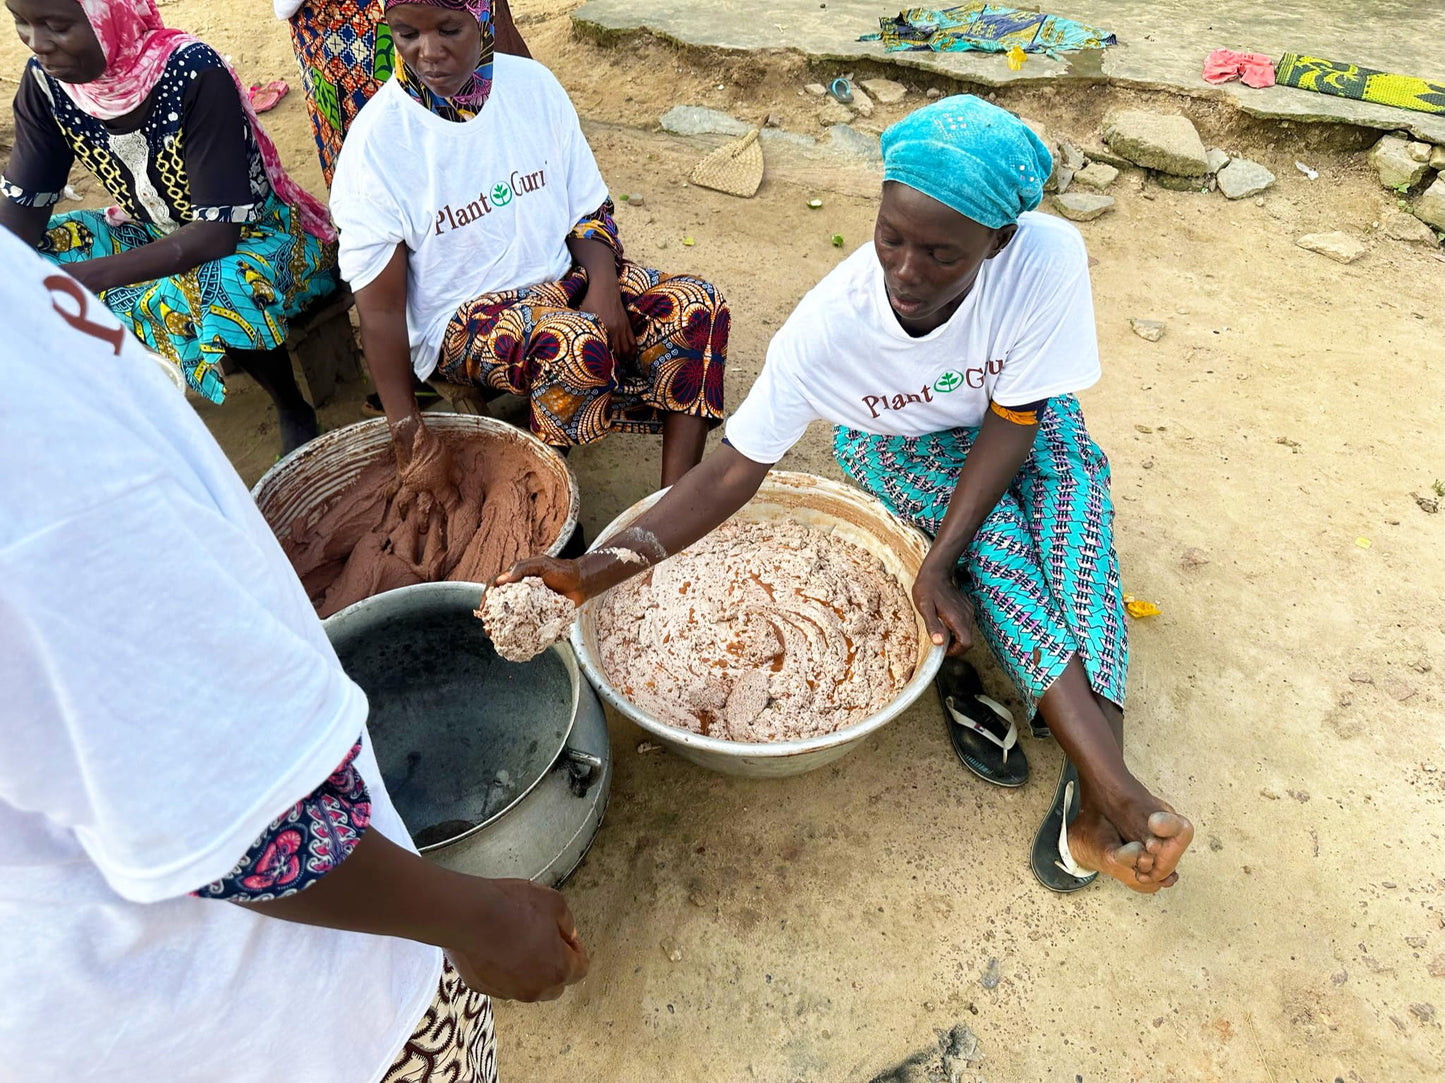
1202 48 1277 89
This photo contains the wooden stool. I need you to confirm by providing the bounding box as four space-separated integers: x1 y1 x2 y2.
286 287 362 407
428 378 504 416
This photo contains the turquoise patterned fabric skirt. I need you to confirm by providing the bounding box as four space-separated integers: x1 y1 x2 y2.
834 394 1128 716
38 195 338 403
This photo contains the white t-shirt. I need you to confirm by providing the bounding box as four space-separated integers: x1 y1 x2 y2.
724 212 1101 464
330 55 610 379
0 234 440 1081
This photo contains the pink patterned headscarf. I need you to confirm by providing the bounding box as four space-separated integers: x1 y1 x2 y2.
56 0 335 241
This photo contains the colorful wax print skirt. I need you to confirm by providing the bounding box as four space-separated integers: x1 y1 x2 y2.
39 196 338 403
289 0 393 185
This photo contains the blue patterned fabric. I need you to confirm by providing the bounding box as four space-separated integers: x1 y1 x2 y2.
192 738 371 902
834 394 1127 716
39 199 338 403
863 4 1117 59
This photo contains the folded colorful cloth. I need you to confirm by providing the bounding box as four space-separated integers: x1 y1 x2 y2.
1203 48 1276 89
861 4 1115 58
1275 53 1445 115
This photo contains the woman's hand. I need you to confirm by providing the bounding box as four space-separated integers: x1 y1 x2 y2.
66 259 116 296
497 556 588 608
912 558 975 656
446 877 589 1003
577 279 637 367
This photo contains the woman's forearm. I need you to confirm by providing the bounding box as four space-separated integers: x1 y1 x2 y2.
576 444 771 597
78 221 241 292
566 235 618 289
0 200 51 248
353 244 420 428
926 409 1037 569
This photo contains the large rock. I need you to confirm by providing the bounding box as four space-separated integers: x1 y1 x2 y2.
1073 163 1119 191
1296 231 1366 264
817 99 855 125
1059 142 1086 172
1369 135 1430 189
860 78 907 104
1408 141 1433 163
1052 193 1115 221
1205 147 1231 174
1217 158 1276 199
1414 176 1445 231
1432 145 1445 171
1102 111 1209 176
1021 116 1071 194
660 106 749 137
850 87 876 118
1381 210 1439 245
1156 173 1208 192
826 124 882 160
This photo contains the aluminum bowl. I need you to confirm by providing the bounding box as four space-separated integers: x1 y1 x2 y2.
570 471 945 777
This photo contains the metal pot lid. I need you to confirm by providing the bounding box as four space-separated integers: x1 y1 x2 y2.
325 581 577 851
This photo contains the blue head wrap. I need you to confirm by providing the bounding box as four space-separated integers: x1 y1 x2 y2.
880 95 1053 230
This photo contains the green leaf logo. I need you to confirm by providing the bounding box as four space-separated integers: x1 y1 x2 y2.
933 370 963 393
491 183 513 207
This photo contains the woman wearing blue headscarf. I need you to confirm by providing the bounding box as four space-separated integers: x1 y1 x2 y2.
504 96 1193 895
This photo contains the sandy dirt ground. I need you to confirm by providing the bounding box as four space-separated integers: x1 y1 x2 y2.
4 3 1443 1079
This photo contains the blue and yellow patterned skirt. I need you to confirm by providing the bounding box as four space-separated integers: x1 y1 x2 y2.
834 394 1128 716
38 195 337 403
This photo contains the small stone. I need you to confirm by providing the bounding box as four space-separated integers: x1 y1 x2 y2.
1349 671 1374 684
923 1000 936 1012
1369 135 1430 189
1382 210 1438 245
1338 691 1353 707
980 957 1000 989
1410 1003 1436 1024
1254 196 1266 207
926 87 942 100
1431 145 1445 171
1331 969 1349 985
804 83 826 97
661 937 683 962
1414 659 1434 673
850 87 875 118
1407 936 1428 949
1413 176 1445 231
1260 787 1281 800
687 890 708 907
860 78 907 104
764 114 782 128
1414 492 1442 513
1141 459 1156 470
1288 789 1311 803
1156 172 1209 192
1208 835 1224 852
1135 424 1154 433
1408 141 1433 163
1205 147 1231 174
1102 110 1209 176
1182 547 1210 568
624 193 645 206
1296 231 1366 264
1130 318 1165 342
1384 679 1417 702
1217 158 1276 199
1060 141 1086 172
817 99 855 125
1045 165 1074 194
659 105 749 137
1074 162 1120 191
1052 192 1115 221
637 740 663 753
1430 954 1445 979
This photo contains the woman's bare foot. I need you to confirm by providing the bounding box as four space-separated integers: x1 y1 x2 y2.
1076 780 1194 890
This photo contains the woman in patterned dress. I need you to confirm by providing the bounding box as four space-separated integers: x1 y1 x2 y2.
0 0 339 455
275 0 529 187
330 0 728 490
505 97 1195 897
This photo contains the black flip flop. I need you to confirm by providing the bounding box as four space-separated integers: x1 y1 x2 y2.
936 656 1029 787
1030 759 1099 893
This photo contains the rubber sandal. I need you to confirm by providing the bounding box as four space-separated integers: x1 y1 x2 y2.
248 79 289 113
829 77 854 104
1030 759 1099 892
936 656 1029 787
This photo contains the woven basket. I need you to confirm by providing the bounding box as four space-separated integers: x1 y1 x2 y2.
689 128 764 198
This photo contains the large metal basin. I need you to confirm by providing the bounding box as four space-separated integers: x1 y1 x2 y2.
570 471 945 778
250 415 579 561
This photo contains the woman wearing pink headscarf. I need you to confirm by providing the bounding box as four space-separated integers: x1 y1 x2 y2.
0 0 339 455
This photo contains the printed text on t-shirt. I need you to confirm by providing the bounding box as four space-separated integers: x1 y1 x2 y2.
435 167 547 235
862 359 1004 419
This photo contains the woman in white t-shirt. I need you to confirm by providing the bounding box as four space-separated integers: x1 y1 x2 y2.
505 97 1194 895
329 0 729 492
